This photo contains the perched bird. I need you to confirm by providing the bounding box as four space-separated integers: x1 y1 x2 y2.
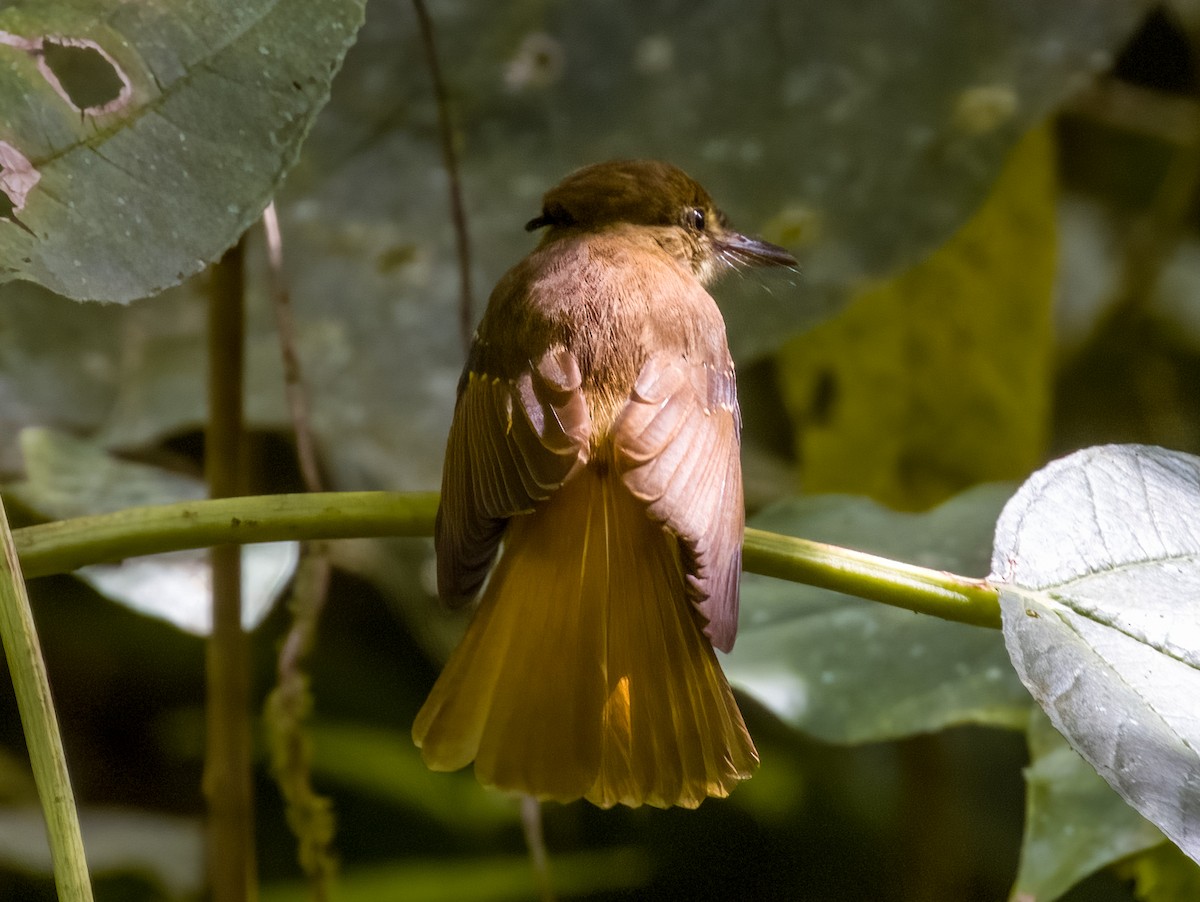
413 159 796 808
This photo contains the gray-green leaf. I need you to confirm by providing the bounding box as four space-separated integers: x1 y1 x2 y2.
990 444 1200 864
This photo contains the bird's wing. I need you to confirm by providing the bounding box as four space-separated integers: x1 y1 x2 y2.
613 355 744 652
435 346 591 604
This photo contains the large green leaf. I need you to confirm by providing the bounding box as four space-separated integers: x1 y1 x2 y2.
259 849 651 902
0 0 365 301
0 2 1156 669
776 125 1057 510
726 485 1030 744
7 427 296 634
991 444 1200 864
1010 710 1164 902
0 0 1151 490
288 0 1145 361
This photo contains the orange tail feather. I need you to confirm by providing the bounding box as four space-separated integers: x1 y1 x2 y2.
413 468 757 808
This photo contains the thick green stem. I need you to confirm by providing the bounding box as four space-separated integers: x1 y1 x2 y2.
0 494 94 901
205 241 256 902
10 492 1000 629
13 492 439 579
743 527 1001 629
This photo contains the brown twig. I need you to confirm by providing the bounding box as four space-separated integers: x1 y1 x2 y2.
262 203 323 494
262 202 339 899
204 237 256 902
265 549 336 901
412 0 475 357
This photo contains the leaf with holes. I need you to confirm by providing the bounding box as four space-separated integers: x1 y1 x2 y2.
990 444 1200 864
0 0 365 301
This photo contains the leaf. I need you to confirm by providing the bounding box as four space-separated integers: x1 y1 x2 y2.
0 1 1150 489
0 0 366 301
1010 710 1164 902
1116 841 1200 902
0 283 121 471
278 0 1146 369
775 125 1057 510
8 427 297 634
990 444 1200 864
0 2 1152 639
78 545 298 636
726 484 1030 744
310 722 519 833
0 806 203 898
259 849 651 902
9 427 205 518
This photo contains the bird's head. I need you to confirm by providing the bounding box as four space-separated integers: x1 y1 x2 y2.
526 160 796 285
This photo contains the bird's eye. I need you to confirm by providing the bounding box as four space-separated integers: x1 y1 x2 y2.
686 207 706 231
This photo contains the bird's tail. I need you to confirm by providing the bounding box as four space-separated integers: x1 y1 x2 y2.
413 467 758 808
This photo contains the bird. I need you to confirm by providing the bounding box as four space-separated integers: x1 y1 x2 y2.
413 159 797 808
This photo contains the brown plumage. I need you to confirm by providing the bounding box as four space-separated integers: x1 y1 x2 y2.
413 159 796 807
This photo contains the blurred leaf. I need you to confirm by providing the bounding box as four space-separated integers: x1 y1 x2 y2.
8 427 297 634
0 806 202 898
723 731 809 822
77 543 298 635
260 848 651 902
90 275 291 452
310 722 518 832
991 444 1200 865
1117 840 1200 902
776 125 1057 509
727 484 1030 744
292 0 1142 358
244 0 1141 496
1056 195 1125 354
1010 710 1164 902
8 427 204 518
0 284 120 472
0 2 1148 498
0 0 366 301
1152 235 1200 354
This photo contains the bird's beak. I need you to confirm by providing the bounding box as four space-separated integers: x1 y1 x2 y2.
717 231 798 268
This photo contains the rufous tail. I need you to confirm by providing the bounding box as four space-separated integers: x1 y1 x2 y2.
413 467 758 808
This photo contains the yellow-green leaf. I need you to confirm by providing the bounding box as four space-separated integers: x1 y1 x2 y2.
777 125 1057 509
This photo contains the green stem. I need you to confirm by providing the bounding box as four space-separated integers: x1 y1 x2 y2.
0 494 94 901
9 492 1000 629
742 527 1001 629
13 492 439 579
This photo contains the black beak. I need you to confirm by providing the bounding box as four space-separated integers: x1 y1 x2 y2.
717 231 797 268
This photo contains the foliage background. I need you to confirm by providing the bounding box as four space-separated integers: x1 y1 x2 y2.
0 0 1199 899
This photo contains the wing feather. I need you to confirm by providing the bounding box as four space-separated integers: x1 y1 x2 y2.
614 356 744 652
436 347 591 604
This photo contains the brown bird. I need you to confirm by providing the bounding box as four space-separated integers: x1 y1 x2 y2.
413 159 796 808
